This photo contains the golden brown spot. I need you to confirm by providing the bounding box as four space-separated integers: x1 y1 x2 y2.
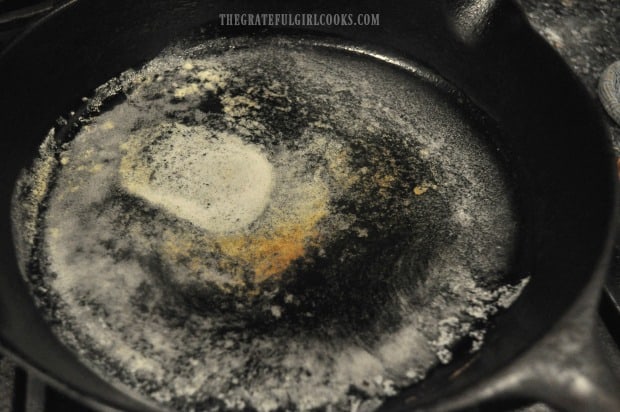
150 178 329 289
219 207 327 283
413 182 437 196
413 185 428 196
154 207 327 288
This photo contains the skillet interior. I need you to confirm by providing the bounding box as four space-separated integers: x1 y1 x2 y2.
10 33 528 410
0 0 616 410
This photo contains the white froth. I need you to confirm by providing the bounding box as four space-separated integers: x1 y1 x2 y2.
120 124 274 234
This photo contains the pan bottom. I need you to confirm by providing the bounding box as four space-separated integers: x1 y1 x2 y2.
12 35 527 411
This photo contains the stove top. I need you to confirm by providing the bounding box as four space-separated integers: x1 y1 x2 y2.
0 1 618 411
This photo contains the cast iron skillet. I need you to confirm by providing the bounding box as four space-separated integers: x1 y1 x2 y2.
0 0 619 411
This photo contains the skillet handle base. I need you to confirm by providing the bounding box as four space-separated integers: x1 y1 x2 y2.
505 318 620 412
427 294 620 412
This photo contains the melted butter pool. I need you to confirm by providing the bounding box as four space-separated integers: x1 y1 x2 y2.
12 36 527 411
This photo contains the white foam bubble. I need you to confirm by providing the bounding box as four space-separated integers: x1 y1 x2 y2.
120 124 274 234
